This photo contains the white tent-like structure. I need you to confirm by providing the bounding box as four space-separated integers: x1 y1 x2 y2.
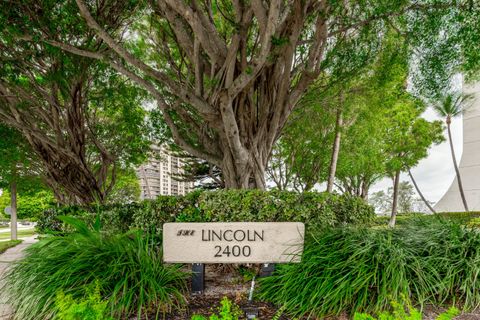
434 82 480 212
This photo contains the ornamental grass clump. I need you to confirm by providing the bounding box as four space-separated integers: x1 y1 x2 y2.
1 216 188 320
258 217 480 318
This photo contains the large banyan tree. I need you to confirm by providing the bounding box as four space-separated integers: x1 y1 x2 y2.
3 0 480 189
0 1 150 203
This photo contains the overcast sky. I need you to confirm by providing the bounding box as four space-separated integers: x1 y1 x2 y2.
370 108 463 204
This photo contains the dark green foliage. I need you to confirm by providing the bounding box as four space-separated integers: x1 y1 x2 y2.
133 191 203 234
258 217 480 318
36 190 374 234
2 217 188 320
36 206 91 234
198 190 374 228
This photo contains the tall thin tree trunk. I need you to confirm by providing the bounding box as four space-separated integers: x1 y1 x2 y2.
447 122 469 211
10 170 17 241
360 179 369 200
388 170 401 228
408 168 436 214
327 108 343 193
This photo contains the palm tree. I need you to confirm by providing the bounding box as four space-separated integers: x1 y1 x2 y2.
433 93 472 212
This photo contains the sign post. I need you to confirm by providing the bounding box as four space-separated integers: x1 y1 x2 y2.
4 206 17 241
163 222 305 317
191 263 205 294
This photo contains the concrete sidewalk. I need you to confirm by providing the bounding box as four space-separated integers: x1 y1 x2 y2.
0 236 38 320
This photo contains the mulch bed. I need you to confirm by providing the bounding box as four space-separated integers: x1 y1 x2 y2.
144 264 293 319
164 295 290 319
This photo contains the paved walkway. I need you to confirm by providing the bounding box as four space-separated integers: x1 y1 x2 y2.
0 236 38 320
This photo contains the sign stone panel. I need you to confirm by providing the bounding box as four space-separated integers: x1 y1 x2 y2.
163 222 305 263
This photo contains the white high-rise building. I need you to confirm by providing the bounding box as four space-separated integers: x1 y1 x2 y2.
137 145 194 199
435 82 480 212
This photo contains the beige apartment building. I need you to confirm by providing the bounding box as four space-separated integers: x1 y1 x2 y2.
137 145 194 199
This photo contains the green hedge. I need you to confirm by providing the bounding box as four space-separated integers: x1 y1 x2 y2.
372 211 480 227
36 190 374 234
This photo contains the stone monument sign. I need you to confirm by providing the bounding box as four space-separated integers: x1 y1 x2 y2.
163 222 305 264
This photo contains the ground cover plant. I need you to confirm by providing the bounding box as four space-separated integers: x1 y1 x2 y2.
258 217 480 318
354 303 459 320
54 282 112 320
1 217 188 320
191 297 243 320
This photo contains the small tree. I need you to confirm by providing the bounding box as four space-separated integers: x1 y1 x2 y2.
0 189 55 220
270 33 408 195
383 103 444 227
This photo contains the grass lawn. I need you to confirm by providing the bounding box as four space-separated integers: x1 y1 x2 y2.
0 229 36 241
0 240 23 254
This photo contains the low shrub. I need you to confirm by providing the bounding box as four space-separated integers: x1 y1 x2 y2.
2 217 188 320
191 297 242 320
354 299 459 320
55 282 112 320
467 217 480 228
438 211 480 223
258 217 480 318
37 190 374 234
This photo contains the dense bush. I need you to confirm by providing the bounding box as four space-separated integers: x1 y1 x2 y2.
37 190 374 234
36 206 91 234
198 190 373 228
2 217 187 320
132 191 202 233
258 217 480 318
